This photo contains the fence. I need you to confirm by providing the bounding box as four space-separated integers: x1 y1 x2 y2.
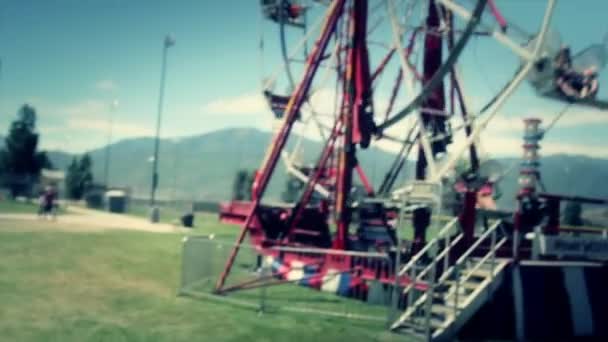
179 235 399 328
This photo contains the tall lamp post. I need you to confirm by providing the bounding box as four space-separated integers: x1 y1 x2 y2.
150 34 175 222
103 99 119 189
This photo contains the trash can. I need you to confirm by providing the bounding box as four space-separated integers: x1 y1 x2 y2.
85 189 104 209
180 213 194 228
105 190 127 213
150 207 160 223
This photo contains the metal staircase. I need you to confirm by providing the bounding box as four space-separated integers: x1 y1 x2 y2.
391 219 511 341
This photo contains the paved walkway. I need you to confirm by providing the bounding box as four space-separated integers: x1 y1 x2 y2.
0 206 189 234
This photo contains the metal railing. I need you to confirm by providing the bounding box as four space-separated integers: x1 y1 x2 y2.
391 220 508 333
443 221 508 287
396 217 462 307
399 217 460 277
439 220 508 327
180 235 394 327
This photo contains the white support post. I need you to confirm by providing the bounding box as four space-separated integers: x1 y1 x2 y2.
453 263 461 317
444 232 450 273
425 260 437 341
408 265 416 309
389 191 407 326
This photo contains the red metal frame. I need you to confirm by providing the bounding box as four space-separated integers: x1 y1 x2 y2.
216 0 491 295
212 1 608 311
487 0 508 32
355 164 374 196
215 0 347 292
412 0 447 250
286 119 343 241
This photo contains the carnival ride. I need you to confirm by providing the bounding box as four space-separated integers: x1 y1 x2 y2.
209 0 608 340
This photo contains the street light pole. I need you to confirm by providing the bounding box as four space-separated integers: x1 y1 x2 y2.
150 34 175 222
103 99 119 189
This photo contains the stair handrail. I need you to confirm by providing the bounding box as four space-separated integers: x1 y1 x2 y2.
397 217 462 321
391 220 508 334
458 234 508 287
398 216 460 277
399 217 463 307
438 219 503 284
402 232 464 300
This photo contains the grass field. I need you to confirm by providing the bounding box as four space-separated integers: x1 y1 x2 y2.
0 200 45 214
0 199 68 215
0 201 404 342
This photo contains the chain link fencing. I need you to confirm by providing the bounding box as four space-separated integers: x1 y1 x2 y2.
179 235 407 328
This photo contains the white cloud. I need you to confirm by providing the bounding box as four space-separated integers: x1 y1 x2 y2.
201 92 267 115
470 134 608 159
195 87 608 161
61 99 109 117
95 79 118 92
31 98 153 152
56 99 151 136
533 108 608 127
474 105 608 137
367 104 608 161
67 117 152 136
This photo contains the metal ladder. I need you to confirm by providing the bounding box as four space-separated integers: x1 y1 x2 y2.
391 219 510 341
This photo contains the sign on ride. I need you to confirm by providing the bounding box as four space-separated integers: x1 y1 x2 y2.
538 234 608 261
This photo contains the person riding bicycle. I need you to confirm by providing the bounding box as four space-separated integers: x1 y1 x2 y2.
38 185 57 218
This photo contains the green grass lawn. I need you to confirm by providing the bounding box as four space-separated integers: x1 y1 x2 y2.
0 199 68 215
0 200 41 213
0 215 403 342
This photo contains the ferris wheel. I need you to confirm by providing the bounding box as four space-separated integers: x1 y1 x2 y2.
213 0 608 317
254 0 561 209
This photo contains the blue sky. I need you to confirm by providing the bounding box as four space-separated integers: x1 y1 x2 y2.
0 0 607 158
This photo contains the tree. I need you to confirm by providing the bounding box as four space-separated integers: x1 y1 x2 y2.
0 104 51 198
79 154 93 187
232 169 251 201
65 158 78 199
563 201 584 226
0 149 6 175
65 154 93 200
246 171 256 199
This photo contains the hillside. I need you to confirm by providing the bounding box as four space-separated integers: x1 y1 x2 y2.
35 127 608 216
46 128 406 202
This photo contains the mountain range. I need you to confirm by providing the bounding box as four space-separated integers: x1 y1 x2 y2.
3 127 608 221
45 127 395 202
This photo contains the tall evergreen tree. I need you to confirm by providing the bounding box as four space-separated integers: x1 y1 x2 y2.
65 158 79 199
65 154 93 200
232 169 250 201
0 104 51 197
79 154 93 188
